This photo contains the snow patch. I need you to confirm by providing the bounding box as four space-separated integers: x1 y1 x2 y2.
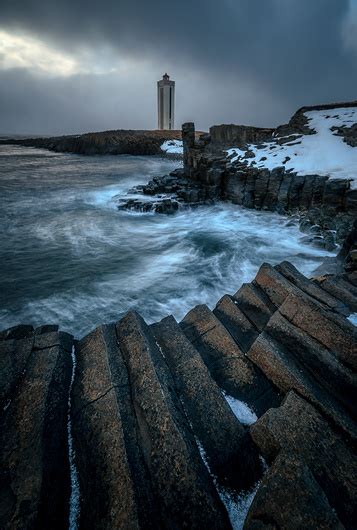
194 437 259 529
227 106 357 189
223 393 257 425
219 485 260 530
68 346 80 530
161 139 183 154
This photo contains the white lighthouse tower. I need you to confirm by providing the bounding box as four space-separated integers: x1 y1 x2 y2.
157 73 175 130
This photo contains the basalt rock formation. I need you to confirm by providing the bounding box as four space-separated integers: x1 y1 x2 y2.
1 261 356 529
116 168 213 213
180 103 357 251
0 325 73 530
0 130 184 156
117 103 357 259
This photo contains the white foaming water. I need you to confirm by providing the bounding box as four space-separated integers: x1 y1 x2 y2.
0 146 335 338
86 185 127 207
348 313 357 326
160 139 183 154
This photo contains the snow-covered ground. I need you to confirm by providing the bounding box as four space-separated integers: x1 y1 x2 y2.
227 107 357 189
160 139 183 154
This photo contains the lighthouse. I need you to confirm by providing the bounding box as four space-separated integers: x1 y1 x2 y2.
157 73 175 130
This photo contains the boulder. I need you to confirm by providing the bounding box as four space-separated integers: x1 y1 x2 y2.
247 331 357 441
244 452 344 530
250 391 357 528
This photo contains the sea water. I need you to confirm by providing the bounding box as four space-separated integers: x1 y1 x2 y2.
0 145 334 337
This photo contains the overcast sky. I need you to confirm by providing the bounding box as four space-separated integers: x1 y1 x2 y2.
0 0 356 135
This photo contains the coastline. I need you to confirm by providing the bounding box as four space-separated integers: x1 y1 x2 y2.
1 101 356 530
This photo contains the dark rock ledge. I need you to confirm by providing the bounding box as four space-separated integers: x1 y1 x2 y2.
116 168 216 214
1 261 356 529
0 130 185 156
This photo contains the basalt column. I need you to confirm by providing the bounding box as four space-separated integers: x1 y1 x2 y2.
182 122 195 176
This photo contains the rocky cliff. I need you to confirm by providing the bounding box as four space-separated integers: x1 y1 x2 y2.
180 103 357 248
1 262 356 529
114 103 356 257
0 130 184 156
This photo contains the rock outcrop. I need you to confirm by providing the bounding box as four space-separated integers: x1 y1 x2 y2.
116 168 211 214
0 262 356 529
114 103 356 263
249 391 357 529
244 450 346 530
179 102 357 249
0 130 184 156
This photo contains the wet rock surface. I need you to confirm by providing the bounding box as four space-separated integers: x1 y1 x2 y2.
244 451 345 530
0 260 356 529
151 315 263 488
0 327 73 530
250 391 357 528
116 168 215 213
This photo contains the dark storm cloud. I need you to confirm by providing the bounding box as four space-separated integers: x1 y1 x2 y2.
0 0 356 134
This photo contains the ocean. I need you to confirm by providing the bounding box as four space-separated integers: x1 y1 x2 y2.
0 144 334 338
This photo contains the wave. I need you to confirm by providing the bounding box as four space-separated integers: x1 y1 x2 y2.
0 147 334 337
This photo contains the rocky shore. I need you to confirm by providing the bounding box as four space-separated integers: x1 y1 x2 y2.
1 100 357 529
117 102 357 258
116 168 212 213
0 130 184 156
181 103 357 247
1 261 356 529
